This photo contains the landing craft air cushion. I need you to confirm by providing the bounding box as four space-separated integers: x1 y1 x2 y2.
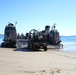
1 23 17 47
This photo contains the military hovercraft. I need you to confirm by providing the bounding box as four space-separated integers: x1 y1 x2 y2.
41 24 63 48
1 23 17 48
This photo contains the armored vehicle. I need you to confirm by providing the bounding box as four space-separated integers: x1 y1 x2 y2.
1 23 17 47
27 29 47 51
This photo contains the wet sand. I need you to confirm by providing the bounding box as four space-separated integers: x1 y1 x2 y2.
0 48 76 75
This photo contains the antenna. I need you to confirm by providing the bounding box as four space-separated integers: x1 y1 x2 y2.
38 28 40 32
51 23 57 30
15 22 17 27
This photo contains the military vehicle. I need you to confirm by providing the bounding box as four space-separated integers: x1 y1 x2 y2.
1 23 17 48
41 24 63 48
27 29 47 51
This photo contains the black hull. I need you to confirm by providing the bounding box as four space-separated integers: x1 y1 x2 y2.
1 42 16 48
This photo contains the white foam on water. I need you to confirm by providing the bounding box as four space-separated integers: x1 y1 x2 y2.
62 42 76 52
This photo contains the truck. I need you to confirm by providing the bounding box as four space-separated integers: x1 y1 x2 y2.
27 29 47 51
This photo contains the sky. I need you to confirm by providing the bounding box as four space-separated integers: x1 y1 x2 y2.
0 0 76 36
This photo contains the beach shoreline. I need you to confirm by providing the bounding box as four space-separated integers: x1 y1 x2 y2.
0 48 76 75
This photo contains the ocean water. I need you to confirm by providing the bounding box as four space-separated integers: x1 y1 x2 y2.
0 35 3 45
61 36 76 52
0 35 76 52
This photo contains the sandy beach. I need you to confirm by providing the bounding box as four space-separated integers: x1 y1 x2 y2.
0 48 76 75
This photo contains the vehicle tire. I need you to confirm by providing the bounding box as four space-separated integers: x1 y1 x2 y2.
28 43 30 49
44 46 47 51
28 41 32 49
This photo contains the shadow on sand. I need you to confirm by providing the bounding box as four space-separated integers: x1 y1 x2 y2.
13 47 44 52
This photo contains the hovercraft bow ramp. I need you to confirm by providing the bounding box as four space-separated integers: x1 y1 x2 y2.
16 39 28 48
